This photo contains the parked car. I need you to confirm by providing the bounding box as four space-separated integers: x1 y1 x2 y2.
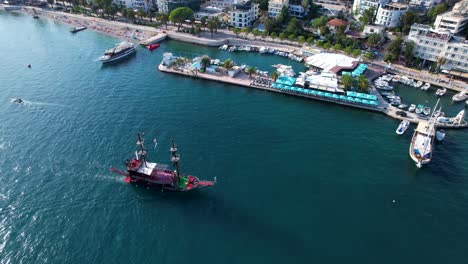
396 111 407 117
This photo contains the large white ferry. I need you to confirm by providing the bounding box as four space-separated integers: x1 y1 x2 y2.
98 42 136 64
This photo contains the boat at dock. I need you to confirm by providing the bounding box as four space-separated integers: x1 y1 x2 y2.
396 120 410 135
408 104 416 112
422 83 430 90
97 42 135 64
435 88 446 96
70 26 87 33
109 133 215 191
422 106 431 116
452 90 468 102
409 100 440 168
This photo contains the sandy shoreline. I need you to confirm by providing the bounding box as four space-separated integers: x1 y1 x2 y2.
22 7 158 43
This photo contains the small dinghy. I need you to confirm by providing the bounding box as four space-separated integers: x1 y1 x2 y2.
422 106 431 116
422 83 430 90
435 130 445 141
396 120 410 135
147 43 160 51
435 88 446 96
408 104 416 112
415 104 424 114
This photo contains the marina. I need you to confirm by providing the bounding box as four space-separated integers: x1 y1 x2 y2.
1 9 468 264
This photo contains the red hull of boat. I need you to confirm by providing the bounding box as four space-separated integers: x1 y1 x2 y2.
147 43 160 51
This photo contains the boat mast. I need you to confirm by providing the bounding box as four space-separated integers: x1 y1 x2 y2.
170 139 181 186
419 99 440 164
136 132 147 166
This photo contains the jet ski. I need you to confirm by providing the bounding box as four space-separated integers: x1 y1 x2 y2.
12 98 23 104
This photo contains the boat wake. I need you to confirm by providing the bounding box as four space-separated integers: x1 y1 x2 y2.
10 98 66 108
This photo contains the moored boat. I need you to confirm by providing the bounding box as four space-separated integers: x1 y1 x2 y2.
396 120 410 135
422 106 431 116
147 43 160 51
415 104 424 114
110 133 216 191
452 90 468 102
435 130 445 141
435 88 446 96
408 104 416 112
70 26 87 33
422 83 430 90
98 42 136 63
409 120 436 168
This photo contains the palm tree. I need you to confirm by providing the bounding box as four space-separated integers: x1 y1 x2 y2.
247 66 256 78
436 56 446 72
271 71 279 81
201 56 211 71
156 13 168 29
223 59 234 71
212 17 220 33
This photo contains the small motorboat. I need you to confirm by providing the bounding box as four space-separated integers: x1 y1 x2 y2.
398 104 408 109
396 120 410 135
381 91 395 97
421 83 430 90
415 104 424 114
147 43 160 51
415 81 423 88
408 104 416 112
33 14 39 19
437 116 450 123
70 26 87 33
452 91 468 102
12 98 23 104
435 88 446 96
435 130 445 141
422 106 431 116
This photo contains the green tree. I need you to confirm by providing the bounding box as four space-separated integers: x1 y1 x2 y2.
357 75 369 93
286 17 302 35
311 16 328 29
241 27 251 38
252 28 260 39
264 18 276 34
157 13 168 29
428 3 447 21
211 17 220 33
366 33 381 48
435 56 446 73
169 7 194 30
359 7 376 27
319 25 329 36
323 42 331 50
288 34 296 41
271 71 279 81
261 31 268 40
306 36 314 45
363 52 374 61
385 36 402 62
344 46 353 55
270 32 277 39
233 27 241 37
399 11 419 34
253 0 268 11
121 7 127 22
404 41 415 66
201 56 211 71
340 75 353 89
333 43 342 51
276 5 290 24
200 16 207 31
247 66 256 77
301 0 308 10
279 32 287 40
352 49 361 57
297 35 305 44
223 59 234 70
126 8 135 22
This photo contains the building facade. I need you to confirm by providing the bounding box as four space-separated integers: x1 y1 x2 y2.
203 0 236 9
408 0 440 9
114 0 150 11
228 0 258 28
408 24 468 72
433 0 468 35
352 0 387 17
374 2 408 28
268 0 308 18
194 6 224 20
157 0 201 14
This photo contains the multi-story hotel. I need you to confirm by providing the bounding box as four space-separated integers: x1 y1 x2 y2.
433 0 468 35
228 0 258 28
374 2 408 28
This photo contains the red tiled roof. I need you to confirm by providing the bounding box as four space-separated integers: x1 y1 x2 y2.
327 18 349 27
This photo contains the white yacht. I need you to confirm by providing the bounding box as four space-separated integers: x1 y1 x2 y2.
452 90 468 102
408 104 416 112
98 42 136 64
396 120 410 135
409 100 440 168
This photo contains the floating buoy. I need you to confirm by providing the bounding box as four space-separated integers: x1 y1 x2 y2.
27 64 31 68
392 200 396 203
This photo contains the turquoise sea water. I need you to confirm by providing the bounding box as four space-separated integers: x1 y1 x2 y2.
1 12 468 264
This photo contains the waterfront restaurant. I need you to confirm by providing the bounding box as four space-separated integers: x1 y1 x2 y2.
305 53 359 75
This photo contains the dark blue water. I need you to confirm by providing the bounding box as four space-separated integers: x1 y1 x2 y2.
1 12 468 264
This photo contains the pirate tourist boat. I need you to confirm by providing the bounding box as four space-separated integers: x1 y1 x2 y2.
110 133 216 191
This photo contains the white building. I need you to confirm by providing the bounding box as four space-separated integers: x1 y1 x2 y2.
114 0 150 10
433 0 468 35
408 0 441 9
352 0 387 17
157 0 201 14
229 0 258 28
195 6 224 20
408 24 468 72
268 0 308 18
362 24 386 36
375 2 408 28
203 0 236 9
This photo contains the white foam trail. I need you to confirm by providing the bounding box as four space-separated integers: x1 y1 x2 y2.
10 98 67 108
